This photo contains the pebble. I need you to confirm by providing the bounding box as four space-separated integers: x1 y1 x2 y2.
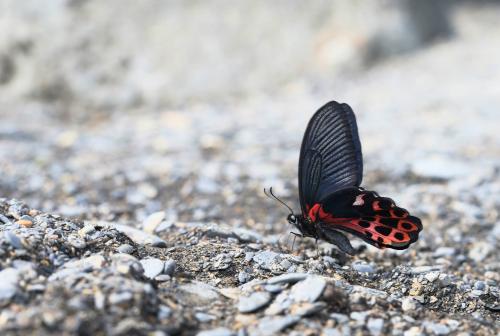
163 259 176 276
17 215 34 228
473 281 485 291
468 241 493 262
143 211 166 233
352 262 375 273
330 313 349 324
0 268 19 302
114 224 167 247
290 276 326 303
433 247 456 258
249 316 300 336
367 318 384 336
140 258 165 279
266 273 308 285
401 297 420 312
112 254 144 276
238 292 272 313
232 228 262 243
67 234 87 249
179 281 220 301
410 265 442 274
238 271 251 284
252 251 279 270
263 284 284 294
155 274 171 282
290 302 326 317
109 291 133 305
4 231 24 249
424 271 440 282
117 244 135 254
197 328 235 336
351 286 388 299
195 312 216 322
424 322 450 335
64 255 106 271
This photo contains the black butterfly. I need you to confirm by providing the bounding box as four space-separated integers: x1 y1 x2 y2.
266 101 422 255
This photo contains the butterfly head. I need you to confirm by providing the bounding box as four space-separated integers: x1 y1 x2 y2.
287 213 298 225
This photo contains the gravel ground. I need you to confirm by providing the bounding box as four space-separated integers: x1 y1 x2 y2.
0 3 499 336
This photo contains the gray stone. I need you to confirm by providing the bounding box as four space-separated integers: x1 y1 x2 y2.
252 251 279 270
179 281 220 301
468 241 493 262
401 297 420 312
163 259 176 276
109 291 133 305
0 268 19 302
424 322 450 335
367 318 384 336
143 211 166 233
112 254 144 276
140 258 165 279
154 274 171 282
474 281 485 291
266 273 308 285
238 271 251 284
197 328 235 336
329 313 349 324
290 301 326 317
67 234 87 249
195 312 216 322
117 244 135 254
433 247 456 258
232 228 262 243
352 262 375 273
290 276 326 303
64 255 106 271
263 284 284 293
3 231 24 249
238 291 272 313
351 285 388 299
410 265 443 274
249 316 300 336
424 271 440 282
114 223 167 247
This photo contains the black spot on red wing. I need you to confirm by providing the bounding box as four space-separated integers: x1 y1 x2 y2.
394 232 405 240
378 199 393 209
379 218 399 228
401 222 413 230
377 237 384 243
374 226 392 236
376 210 391 217
359 220 370 228
393 208 407 217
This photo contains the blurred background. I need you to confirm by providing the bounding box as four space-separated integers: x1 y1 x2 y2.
0 0 499 237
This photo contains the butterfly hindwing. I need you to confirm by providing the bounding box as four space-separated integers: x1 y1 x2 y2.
298 101 363 214
315 188 422 249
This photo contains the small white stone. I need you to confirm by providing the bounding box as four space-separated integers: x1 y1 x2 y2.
367 318 384 336
140 258 165 279
143 211 166 233
401 297 419 312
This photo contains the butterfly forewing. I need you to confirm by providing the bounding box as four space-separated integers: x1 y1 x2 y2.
298 101 363 214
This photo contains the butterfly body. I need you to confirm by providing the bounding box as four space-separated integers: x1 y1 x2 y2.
283 101 422 255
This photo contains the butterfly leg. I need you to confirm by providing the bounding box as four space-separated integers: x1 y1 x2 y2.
289 232 302 252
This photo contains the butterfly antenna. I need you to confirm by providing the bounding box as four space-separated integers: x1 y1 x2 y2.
264 187 294 215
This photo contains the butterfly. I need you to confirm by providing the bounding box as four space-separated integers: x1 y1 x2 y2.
266 101 422 255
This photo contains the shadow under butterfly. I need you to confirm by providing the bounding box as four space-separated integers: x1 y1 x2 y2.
265 101 423 255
